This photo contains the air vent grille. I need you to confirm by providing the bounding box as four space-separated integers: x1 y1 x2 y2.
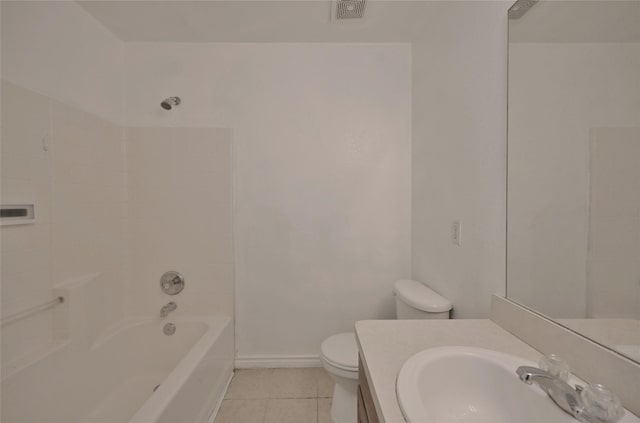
335 0 366 20
508 0 539 19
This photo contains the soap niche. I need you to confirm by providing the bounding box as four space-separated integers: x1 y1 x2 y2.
0 204 35 226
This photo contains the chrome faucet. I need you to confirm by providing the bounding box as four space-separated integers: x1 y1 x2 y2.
160 302 177 318
517 366 583 417
516 366 623 423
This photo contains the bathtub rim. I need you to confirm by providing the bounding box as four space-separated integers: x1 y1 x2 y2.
128 315 232 423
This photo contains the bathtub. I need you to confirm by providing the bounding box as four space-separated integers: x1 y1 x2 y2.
1 316 233 423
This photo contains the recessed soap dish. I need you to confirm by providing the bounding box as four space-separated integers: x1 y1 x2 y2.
0 204 35 225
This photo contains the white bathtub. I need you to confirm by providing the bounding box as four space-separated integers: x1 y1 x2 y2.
1 316 233 423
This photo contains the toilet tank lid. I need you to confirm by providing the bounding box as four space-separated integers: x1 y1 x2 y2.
393 280 452 313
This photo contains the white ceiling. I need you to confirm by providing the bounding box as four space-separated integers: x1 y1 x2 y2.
78 0 640 43
510 0 640 43
77 0 443 42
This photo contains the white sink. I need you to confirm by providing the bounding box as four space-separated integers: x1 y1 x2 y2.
396 346 639 423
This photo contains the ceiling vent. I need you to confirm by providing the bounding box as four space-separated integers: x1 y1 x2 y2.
508 0 539 19
332 0 367 21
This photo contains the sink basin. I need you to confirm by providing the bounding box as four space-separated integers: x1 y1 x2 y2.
396 346 639 423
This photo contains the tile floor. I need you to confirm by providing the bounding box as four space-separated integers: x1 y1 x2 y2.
214 368 335 423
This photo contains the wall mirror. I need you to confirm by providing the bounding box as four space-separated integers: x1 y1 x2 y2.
507 0 640 363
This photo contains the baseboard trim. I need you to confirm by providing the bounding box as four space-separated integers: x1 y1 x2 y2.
235 355 322 369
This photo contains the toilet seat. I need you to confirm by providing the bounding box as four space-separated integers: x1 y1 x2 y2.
320 332 358 372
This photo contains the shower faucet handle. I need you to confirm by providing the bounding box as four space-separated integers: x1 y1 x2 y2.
160 271 185 295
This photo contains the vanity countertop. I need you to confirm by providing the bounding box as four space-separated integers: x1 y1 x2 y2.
354 319 544 423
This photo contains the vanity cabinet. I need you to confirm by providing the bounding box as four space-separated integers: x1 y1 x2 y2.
358 356 380 423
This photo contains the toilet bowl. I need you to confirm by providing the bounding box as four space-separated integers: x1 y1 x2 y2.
320 332 359 423
320 280 452 423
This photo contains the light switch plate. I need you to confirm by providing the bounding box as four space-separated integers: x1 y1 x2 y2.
452 220 461 246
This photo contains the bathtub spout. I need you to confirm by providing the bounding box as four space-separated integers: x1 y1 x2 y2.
160 302 177 318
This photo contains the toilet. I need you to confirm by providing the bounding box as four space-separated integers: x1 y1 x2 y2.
320 280 452 423
393 279 452 319
320 333 359 423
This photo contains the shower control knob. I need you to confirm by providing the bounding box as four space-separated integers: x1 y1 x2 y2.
160 271 185 295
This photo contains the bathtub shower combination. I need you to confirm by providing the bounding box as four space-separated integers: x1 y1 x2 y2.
1 276 234 423
1 63 236 421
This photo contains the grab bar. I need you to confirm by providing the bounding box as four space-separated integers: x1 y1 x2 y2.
1 296 64 327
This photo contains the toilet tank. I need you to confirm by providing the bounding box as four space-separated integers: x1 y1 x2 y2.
393 280 452 319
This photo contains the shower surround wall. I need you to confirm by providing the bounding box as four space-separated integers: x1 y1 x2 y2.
125 43 412 364
125 127 234 319
0 81 128 366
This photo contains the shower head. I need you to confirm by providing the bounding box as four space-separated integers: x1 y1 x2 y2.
161 96 181 110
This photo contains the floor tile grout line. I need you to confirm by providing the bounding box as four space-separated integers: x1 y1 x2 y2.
261 397 268 423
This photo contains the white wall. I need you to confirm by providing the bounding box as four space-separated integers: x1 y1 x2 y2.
1 1 124 124
125 127 234 319
587 128 640 319
411 2 509 318
125 43 412 361
507 43 640 318
1 2 126 367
